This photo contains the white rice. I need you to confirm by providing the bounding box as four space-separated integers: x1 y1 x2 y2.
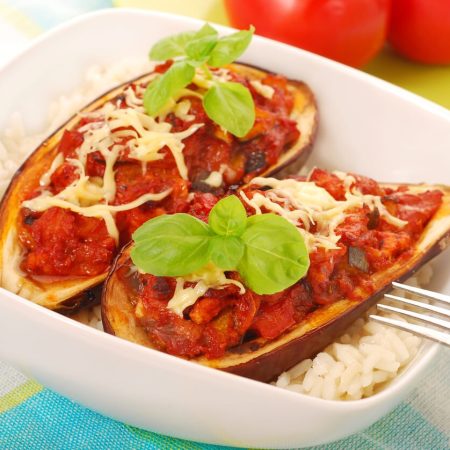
0 58 431 401
70 305 104 332
274 265 432 400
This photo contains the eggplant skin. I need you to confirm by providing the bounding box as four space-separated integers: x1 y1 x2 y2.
0 73 146 310
0 63 317 311
102 184 450 383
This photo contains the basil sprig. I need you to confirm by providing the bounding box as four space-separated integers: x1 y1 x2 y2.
131 195 310 295
144 23 255 137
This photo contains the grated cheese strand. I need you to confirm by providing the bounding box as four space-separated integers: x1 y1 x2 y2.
201 164 227 188
23 189 171 243
77 91 204 181
250 80 275 99
242 176 407 252
22 78 208 241
39 153 64 187
167 263 246 317
95 105 203 180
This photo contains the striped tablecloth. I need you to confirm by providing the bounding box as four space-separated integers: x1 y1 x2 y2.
1 1 449 448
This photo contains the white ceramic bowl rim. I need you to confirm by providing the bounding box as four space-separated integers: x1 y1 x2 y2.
0 9 448 448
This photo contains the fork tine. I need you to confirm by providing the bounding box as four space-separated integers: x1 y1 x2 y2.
377 303 450 330
384 294 450 318
369 314 450 347
392 282 450 305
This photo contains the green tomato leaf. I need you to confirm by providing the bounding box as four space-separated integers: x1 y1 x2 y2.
210 235 244 271
238 214 310 295
208 195 247 237
149 31 197 61
203 82 255 137
185 23 219 61
143 61 195 116
208 26 255 67
131 214 212 277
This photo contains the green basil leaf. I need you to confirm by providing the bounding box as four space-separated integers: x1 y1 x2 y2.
208 26 255 67
210 235 244 270
185 23 218 61
208 195 247 237
238 214 310 295
149 31 197 61
185 58 208 68
143 61 195 116
194 23 219 39
131 214 212 277
203 82 255 137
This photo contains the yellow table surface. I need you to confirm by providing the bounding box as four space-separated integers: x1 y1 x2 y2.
116 0 450 109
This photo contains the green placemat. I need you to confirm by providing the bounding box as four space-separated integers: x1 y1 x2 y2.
365 46 450 109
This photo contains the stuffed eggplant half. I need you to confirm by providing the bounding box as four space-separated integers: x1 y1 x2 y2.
102 169 450 382
0 62 317 310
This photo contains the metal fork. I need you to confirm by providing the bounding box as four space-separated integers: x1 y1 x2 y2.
370 282 450 347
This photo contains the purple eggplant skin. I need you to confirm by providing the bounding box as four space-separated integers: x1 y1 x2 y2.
0 63 317 312
102 185 450 382
0 64 318 312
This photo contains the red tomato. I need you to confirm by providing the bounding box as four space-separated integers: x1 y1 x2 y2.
224 0 391 67
388 0 450 64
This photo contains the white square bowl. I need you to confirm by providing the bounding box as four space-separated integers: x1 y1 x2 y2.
0 9 449 449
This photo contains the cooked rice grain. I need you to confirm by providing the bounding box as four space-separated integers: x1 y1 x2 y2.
274 265 432 400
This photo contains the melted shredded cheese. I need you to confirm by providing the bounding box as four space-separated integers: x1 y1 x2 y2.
22 78 209 239
24 120 174 243
201 164 227 188
192 67 231 90
250 80 275 99
40 153 64 187
156 90 201 122
241 176 407 252
123 85 145 109
202 171 223 188
23 188 171 243
69 83 203 183
167 263 245 317
174 99 195 121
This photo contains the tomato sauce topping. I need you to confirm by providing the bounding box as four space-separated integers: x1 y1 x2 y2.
121 169 443 359
19 208 115 277
18 64 299 278
122 272 258 359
